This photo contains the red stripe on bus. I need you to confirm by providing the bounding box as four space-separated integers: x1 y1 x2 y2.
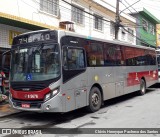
127 70 158 86
10 87 50 100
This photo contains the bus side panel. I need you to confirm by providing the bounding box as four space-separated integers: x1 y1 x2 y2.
61 71 88 112
87 67 116 100
113 66 126 97
124 66 158 94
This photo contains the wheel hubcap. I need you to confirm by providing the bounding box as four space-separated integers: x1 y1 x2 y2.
141 81 145 93
92 93 99 106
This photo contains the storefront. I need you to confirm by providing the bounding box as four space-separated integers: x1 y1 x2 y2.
0 11 55 49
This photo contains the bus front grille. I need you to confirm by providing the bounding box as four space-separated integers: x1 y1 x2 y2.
12 98 43 108
11 83 46 91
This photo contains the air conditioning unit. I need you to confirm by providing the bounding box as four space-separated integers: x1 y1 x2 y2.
59 21 75 32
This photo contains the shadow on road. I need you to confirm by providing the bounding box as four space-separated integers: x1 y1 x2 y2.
149 83 160 88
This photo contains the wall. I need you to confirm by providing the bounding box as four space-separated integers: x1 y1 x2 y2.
139 14 156 47
156 24 160 48
0 24 29 48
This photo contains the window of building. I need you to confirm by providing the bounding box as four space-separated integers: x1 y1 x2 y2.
128 28 134 42
71 5 84 25
94 14 103 31
150 24 155 35
142 19 148 32
40 0 59 16
110 22 115 36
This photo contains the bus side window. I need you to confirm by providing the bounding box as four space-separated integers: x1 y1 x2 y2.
68 48 85 70
63 47 85 70
104 45 116 66
68 49 77 69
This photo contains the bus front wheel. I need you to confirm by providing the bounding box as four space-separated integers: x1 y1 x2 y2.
139 79 146 95
87 87 102 112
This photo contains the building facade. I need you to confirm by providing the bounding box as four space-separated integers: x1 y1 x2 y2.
0 0 136 50
156 24 160 48
130 8 160 48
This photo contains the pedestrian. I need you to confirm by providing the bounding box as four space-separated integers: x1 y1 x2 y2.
0 71 8 103
0 71 6 95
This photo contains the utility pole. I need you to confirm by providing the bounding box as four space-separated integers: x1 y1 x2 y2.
115 0 121 40
114 0 140 40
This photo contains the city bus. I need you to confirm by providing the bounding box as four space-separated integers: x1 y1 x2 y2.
2 29 158 113
156 49 160 78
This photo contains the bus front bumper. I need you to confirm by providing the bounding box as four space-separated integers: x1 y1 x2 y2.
9 95 63 113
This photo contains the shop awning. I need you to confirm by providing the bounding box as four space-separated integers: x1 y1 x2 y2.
0 12 57 30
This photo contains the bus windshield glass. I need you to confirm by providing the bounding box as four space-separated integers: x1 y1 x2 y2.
11 43 60 82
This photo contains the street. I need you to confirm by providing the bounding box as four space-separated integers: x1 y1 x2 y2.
0 84 160 137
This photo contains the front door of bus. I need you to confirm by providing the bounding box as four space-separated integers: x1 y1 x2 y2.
62 47 87 111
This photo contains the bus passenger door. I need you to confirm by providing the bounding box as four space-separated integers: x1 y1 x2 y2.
74 73 87 109
62 47 87 111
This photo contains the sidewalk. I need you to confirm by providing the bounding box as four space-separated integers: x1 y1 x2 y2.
0 101 20 118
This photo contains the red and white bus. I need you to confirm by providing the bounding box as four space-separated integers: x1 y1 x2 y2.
3 29 158 112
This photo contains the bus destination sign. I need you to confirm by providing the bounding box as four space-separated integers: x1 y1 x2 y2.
13 31 57 45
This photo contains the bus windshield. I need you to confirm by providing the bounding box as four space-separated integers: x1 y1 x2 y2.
11 43 60 82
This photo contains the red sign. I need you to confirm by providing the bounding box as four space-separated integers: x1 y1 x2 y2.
21 103 30 108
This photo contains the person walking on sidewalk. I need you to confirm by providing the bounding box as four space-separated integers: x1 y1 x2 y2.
0 71 7 102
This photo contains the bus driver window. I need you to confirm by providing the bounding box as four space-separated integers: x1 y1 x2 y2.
68 49 77 69
63 48 85 70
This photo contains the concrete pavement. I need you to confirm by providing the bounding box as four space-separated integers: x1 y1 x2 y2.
0 101 20 118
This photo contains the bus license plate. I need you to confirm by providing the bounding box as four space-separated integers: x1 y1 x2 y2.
21 103 30 108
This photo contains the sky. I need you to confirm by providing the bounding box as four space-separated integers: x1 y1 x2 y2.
107 0 160 20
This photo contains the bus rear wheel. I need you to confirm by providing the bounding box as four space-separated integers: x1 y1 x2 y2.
138 79 146 95
87 87 102 112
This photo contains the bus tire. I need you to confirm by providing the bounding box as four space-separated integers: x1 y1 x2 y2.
87 87 102 112
138 79 146 95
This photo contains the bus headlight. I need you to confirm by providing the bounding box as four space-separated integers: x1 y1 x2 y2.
51 89 59 97
44 93 51 101
44 88 59 102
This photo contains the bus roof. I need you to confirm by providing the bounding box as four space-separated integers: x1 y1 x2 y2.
62 30 155 51
14 29 155 51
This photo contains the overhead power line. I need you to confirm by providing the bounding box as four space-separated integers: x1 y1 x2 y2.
123 0 138 13
119 0 141 14
120 1 133 14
